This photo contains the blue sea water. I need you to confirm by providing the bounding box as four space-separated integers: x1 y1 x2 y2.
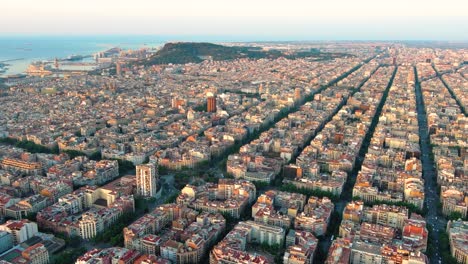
0 35 185 76
0 35 267 76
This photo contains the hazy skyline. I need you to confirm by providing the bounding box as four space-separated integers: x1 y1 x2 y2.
2 0 468 40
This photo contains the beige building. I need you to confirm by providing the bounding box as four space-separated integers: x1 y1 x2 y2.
1 157 42 176
441 188 467 219
351 241 383 264
249 220 285 246
447 220 468 264
22 243 49 264
78 213 104 240
363 204 409 230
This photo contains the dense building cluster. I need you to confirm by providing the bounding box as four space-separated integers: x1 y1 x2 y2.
226 61 372 183
177 179 256 218
419 65 468 219
353 66 425 208
0 219 58 264
326 200 429 263
286 66 394 195
36 176 135 239
252 190 307 229
210 220 286 264
123 204 225 264
447 219 468 264
0 43 466 264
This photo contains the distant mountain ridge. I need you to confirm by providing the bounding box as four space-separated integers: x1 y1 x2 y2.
140 42 350 65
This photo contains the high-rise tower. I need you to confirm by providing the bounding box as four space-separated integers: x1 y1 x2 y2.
116 62 122 76
136 162 158 197
207 95 217 113
294 87 302 102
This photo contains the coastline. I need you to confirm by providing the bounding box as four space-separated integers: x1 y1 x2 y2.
0 58 25 63
0 36 165 77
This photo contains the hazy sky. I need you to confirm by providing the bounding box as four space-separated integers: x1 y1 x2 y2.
2 0 468 40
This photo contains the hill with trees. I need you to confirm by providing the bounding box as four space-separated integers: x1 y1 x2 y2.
139 42 351 66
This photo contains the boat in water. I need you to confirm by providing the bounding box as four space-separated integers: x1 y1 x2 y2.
65 55 86 61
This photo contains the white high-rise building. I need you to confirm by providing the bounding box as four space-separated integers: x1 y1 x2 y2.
0 219 38 244
78 212 103 240
136 162 158 197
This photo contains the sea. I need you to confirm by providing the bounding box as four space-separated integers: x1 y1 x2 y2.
0 35 241 76
3 36 463 77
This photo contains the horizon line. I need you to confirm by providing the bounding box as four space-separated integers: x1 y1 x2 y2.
0 34 468 43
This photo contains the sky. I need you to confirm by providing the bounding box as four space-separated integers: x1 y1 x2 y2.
1 0 468 41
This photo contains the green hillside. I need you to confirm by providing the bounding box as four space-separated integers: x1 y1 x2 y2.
140 42 350 66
